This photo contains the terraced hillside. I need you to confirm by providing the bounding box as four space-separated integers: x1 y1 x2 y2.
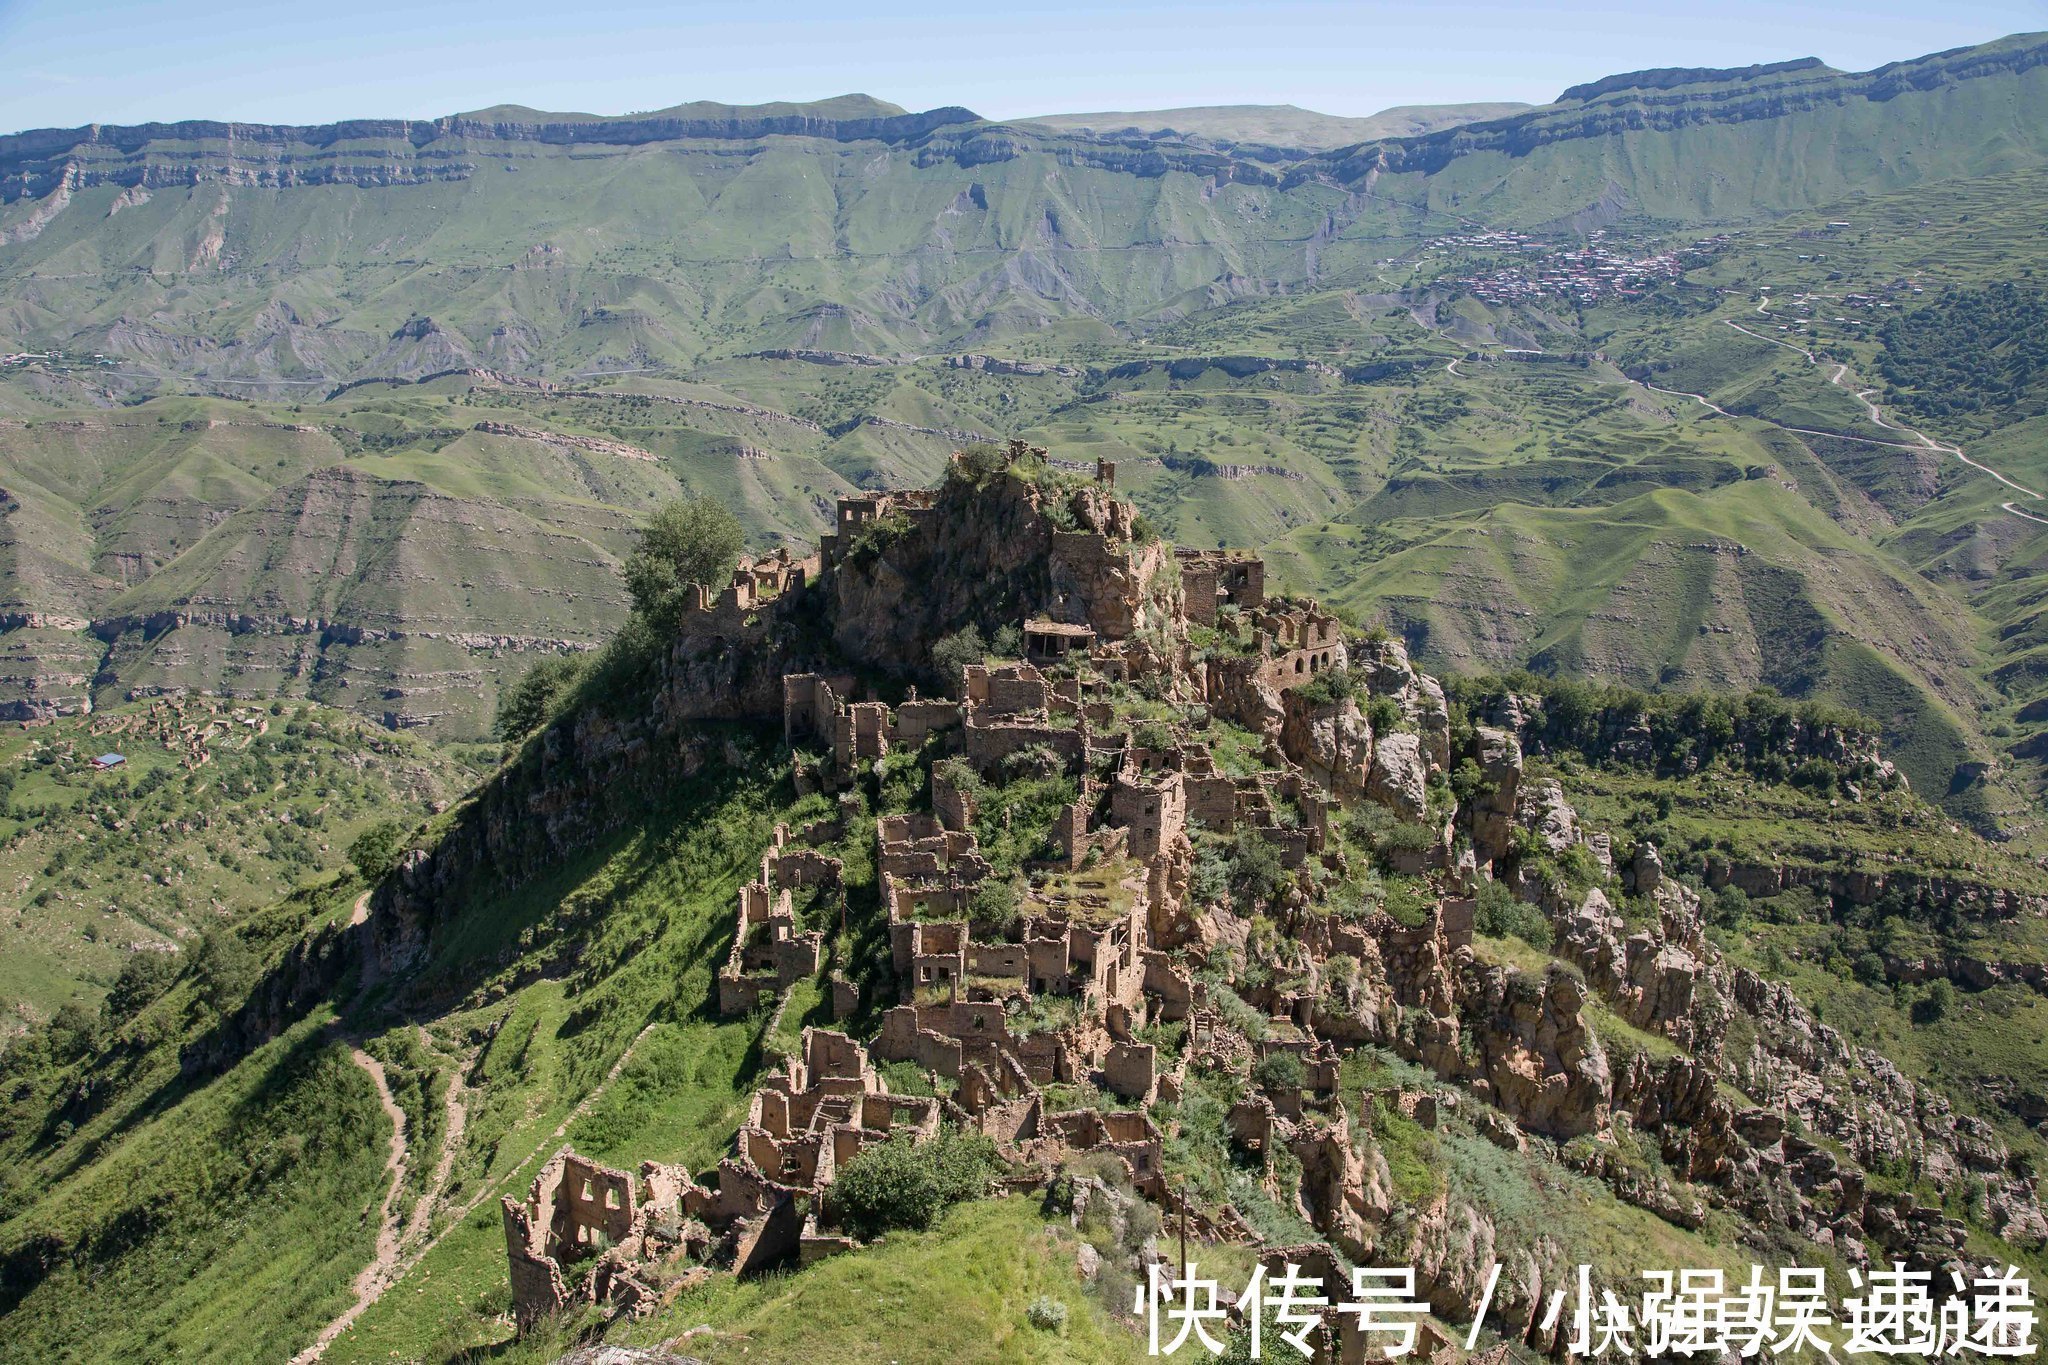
6 36 2048 838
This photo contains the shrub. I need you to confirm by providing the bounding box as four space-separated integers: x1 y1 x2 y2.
1293 666 1359 708
1557 842 1603 893
1133 720 1177 751
1791 759 1842 795
103 950 180 1023
1448 756 1490 804
1251 1050 1306 1093
1226 831 1290 909
1475 879 1551 949
1711 884 1751 927
1373 820 1437 863
932 624 988 695
1916 978 1956 1025
1382 876 1431 928
1026 1295 1069 1332
968 877 1022 934
952 442 1011 483
831 1128 1001 1240
621 495 745 628
348 820 406 884
192 927 259 1014
494 654 587 742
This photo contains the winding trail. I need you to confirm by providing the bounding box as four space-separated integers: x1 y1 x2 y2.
291 1018 662 1362
1727 295 2048 523
289 1047 410 1365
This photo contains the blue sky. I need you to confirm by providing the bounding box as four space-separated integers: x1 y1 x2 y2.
1 0 2044 134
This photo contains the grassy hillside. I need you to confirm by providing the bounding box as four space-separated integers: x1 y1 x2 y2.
0 699 483 1026
3 32 2048 838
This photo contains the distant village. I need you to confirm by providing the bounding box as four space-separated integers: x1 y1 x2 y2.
0 349 116 371
1430 228 1730 306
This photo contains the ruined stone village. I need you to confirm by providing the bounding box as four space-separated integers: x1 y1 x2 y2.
498 442 2046 1360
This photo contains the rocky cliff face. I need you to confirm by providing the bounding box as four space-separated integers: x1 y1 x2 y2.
1307 34 2048 181
827 472 1174 677
0 105 981 203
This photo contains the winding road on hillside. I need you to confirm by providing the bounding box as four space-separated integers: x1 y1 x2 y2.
1734 291 2048 527
1441 291 2048 530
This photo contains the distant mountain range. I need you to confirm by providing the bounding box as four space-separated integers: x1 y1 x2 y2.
4 32 2048 832
1012 101 1533 152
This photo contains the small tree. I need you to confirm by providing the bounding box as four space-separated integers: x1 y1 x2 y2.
622 495 744 628
349 820 406 884
103 951 180 1024
494 654 586 742
931 624 987 695
193 927 259 1014
1251 1049 1306 1093
1226 830 1289 910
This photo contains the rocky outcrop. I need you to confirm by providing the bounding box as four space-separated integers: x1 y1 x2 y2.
1366 731 1428 821
1516 778 1578 854
1466 725 1521 864
1459 963 1611 1139
1279 693 1372 796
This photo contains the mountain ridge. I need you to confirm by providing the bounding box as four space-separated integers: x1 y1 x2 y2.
1013 100 1532 151
6 33 2046 207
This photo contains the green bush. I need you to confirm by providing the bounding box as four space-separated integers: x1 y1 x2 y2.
192 927 259 1014
348 820 406 883
1251 1050 1306 1093
1226 831 1290 909
1557 843 1603 894
831 1128 1002 1240
1916 978 1956 1025
1382 876 1431 928
932 624 986 691
494 654 588 741
968 877 1022 934
1026 1295 1069 1332
1475 879 1551 949
103 950 181 1023
1293 666 1360 708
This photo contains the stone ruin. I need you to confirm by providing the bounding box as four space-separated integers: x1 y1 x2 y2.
505 440 2048 1350
503 1028 936 1322
715 822 841 1017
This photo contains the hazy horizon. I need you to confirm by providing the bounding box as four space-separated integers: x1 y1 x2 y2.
1 0 2043 137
